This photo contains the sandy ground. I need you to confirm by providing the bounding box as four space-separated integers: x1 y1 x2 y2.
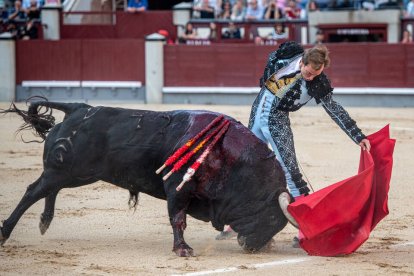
0 102 413 276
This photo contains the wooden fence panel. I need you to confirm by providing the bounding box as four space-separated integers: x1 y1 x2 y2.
164 43 413 88
16 39 145 84
16 40 82 83
81 39 145 81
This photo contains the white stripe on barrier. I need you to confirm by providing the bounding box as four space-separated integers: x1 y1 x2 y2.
170 257 308 276
22 81 81 87
163 87 414 95
21 81 142 89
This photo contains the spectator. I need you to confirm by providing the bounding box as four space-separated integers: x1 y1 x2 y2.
263 0 284 19
404 0 414 17
179 22 198 43
230 0 246 20
20 18 38 39
245 0 264 20
301 0 318 18
126 0 147 13
22 0 42 9
209 22 218 40
222 21 241 39
308 0 319 10
401 29 413 43
219 0 232 19
284 0 301 19
314 28 325 44
193 0 215 18
25 0 40 20
8 0 26 21
268 22 288 39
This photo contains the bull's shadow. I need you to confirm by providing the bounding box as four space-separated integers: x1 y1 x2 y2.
0 100 295 257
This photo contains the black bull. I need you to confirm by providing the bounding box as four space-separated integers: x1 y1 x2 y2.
0 101 294 257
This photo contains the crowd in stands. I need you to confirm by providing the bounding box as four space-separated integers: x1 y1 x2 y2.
191 0 412 21
193 0 307 20
0 0 412 43
0 0 44 39
176 0 414 44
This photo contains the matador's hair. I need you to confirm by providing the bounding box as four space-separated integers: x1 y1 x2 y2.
302 45 330 70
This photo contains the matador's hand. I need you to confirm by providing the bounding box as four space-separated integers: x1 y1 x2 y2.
359 138 371 152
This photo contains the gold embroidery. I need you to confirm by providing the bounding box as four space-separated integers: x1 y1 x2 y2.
265 73 302 98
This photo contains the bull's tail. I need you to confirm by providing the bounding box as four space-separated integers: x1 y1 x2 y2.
0 97 90 142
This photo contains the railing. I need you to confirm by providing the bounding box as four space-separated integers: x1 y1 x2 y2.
57 9 413 43
188 19 308 44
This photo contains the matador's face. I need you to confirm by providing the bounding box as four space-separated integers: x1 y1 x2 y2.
300 60 324 81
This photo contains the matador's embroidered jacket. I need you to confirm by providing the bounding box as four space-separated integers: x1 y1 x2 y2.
248 41 366 195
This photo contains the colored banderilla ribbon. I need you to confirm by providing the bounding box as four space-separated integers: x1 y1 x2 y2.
155 115 224 175
162 119 229 181
176 120 230 191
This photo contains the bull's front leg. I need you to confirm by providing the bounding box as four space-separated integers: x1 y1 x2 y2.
167 195 195 257
171 209 194 257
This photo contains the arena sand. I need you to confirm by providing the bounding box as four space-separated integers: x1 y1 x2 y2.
0 102 413 275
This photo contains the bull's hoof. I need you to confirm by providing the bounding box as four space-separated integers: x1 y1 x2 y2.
39 214 51 235
173 244 196 257
237 235 257 253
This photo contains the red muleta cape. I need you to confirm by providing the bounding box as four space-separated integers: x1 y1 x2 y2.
287 125 395 256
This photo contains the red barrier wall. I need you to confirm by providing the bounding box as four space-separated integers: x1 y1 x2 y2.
16 41 413 88
164 44 269 87
165 43 414 88
16 39 145 84
16 40 82 82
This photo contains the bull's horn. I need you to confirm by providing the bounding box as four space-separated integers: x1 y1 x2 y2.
278 192 299 229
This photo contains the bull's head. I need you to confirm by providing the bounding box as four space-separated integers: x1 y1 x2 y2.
232 190 288 252
237 191 299 252
215 134 291 252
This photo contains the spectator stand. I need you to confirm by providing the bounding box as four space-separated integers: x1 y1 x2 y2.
188 18 308 44
307 6 403 43
317 23 388 42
